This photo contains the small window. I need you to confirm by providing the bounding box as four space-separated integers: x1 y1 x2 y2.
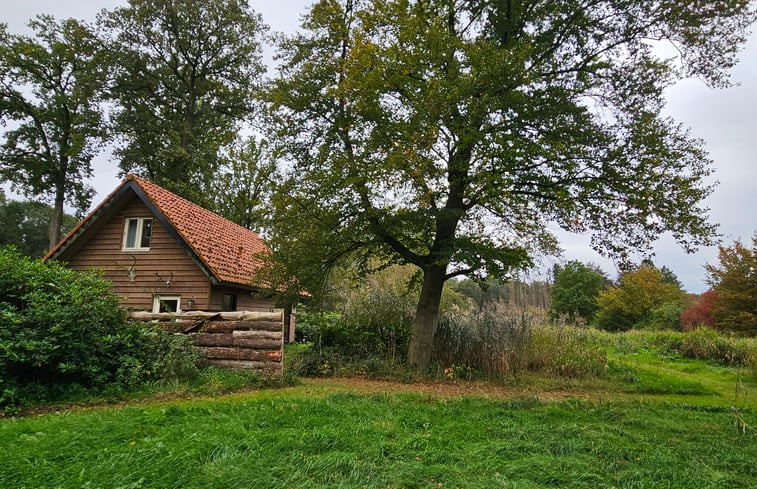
153 295 181 314
222 293 237 312
123 217 153 251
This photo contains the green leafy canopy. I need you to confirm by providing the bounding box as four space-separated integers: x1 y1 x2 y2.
98 0 268 207
269 0 752 279
267 0 754 366
0 17 107 248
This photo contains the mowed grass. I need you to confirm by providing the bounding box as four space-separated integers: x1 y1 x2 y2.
610 350 755 403
1 379 755 489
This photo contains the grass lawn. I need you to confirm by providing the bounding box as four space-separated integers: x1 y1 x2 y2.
1 375 755 489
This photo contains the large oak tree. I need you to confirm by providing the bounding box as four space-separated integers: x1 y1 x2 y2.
212 136 279 232
0 17 106 250
99 0 267 206
268 0 754 367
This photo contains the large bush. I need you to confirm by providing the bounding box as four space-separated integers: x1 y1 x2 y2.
0 247 201 410
594 266 687 331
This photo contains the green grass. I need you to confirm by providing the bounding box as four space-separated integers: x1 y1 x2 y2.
2 329 755 488
601 342 757 410
610 351 751 397
1 386 755 489
6 367 294 416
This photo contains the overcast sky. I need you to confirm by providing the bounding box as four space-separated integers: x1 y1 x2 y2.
3 1 756 293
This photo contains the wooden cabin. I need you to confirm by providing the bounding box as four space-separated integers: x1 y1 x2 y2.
45 174 276 315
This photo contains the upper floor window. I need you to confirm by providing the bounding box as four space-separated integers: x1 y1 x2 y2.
123 217 153 251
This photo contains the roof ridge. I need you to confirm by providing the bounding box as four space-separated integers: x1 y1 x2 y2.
128 174 263 238
128 174 269 287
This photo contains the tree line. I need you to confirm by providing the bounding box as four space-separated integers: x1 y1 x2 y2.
547 243 756 335
2 1 755 368
0 0 274 250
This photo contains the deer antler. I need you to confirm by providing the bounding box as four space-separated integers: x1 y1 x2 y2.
112 255 137 282
155 270 174 287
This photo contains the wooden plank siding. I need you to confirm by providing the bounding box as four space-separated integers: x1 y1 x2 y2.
64 195 214 311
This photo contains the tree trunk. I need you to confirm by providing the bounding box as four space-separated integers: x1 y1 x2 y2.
48 171 66 251
407 264 447 369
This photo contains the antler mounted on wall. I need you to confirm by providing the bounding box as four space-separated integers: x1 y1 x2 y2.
155 270 174 288
112 255 137 282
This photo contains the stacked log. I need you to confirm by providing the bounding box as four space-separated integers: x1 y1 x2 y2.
128 310 284 375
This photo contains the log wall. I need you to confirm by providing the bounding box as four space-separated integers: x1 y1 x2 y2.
129 310 284 375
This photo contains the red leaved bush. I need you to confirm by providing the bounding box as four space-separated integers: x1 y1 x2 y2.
680 290 718 331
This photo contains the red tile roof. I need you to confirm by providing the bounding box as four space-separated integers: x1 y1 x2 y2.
128 175 269 286
46 175 270 288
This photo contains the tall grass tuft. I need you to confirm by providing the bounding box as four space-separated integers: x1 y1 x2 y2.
525 325 608 378
679 328 755 369
433 307 532 378
433 307 608 379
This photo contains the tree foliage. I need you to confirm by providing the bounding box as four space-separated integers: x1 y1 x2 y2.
268 0 751 366
212 137 278 232
99 0 267 206
594 266 687 331
0 200 77 257
705 236 757 334
659 265 683 289
680 290 718 331
0 17 106 249
550 261 606 323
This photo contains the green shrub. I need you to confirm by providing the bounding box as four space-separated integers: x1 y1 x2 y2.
110 323 204 386
285 341 414 380
290 290 413 378
0 247 202 411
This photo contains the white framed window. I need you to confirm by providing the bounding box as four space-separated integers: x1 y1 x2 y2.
153 295 181 314
122 217 153 251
